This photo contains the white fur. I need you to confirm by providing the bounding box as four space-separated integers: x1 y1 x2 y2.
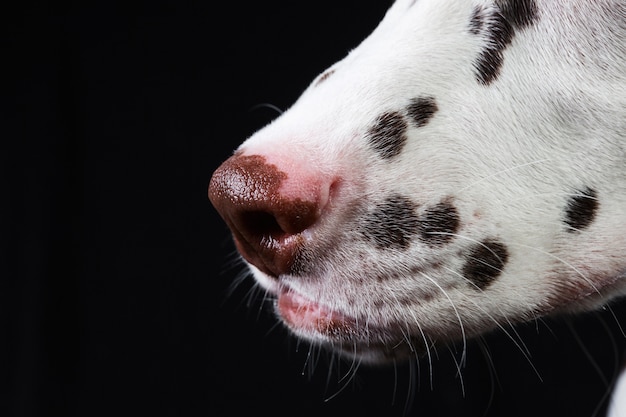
221 0 625 410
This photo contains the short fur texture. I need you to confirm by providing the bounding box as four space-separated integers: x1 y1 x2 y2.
209 0 625 412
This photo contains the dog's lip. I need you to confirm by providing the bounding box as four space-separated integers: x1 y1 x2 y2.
276 286 357 336
271 282 433 362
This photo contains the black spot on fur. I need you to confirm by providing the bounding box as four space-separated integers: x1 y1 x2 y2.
564 188 598 232
419 200 459 245
315 69 335 86
367 111 409 159
406 96 438 128
474 11 514 85
472 0 538 85
360 194 419 250
497 0 538 28
469 6 485 35
463 239 509 290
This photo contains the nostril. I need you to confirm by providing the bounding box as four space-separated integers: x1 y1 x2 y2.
239 210 285 241
208 153 323 277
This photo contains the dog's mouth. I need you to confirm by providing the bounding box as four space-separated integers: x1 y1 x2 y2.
272 284 430 362
276 287 358 339
248 263 349 337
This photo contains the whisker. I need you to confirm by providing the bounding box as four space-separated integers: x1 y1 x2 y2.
324 352 337 399
564 312 626 417
405 307 434 390
446 344 466 398
456 158 553 195
301 342 315 376
248 102 284 115
476 337 498 417
219 265 251 309
418 271 468 371
403 358 418 417
337 351 359 384
382 278 434 372
264 319 284 339
391 359 399 406
324 345 361 402
502 316 532 358
604 304 626 339
442 265 544 381
252 286 270 321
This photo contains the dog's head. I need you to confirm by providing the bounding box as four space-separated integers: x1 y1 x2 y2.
210 0 626 363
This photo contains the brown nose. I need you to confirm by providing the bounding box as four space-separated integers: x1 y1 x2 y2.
208 153 320 277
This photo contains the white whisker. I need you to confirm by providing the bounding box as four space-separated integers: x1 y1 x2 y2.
456 158 553 195
248 102 284 115
406 307 434 390
324 345 361 402
446 344 466 398
403 358 418 417
566 316 621 417
301 343 315 376
476 337 498 416
418 271 468 370
442 265 544 381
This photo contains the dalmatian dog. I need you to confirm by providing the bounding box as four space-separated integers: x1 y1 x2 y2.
209 0 626 413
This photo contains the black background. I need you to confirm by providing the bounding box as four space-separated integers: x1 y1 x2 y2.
5 2 626 416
